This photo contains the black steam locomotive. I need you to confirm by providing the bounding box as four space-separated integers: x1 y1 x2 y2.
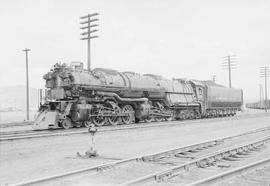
33 62 243 130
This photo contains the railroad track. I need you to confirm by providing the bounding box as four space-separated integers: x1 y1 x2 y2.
184 157 270 186
0 121 33 128
119 136 270 186
0 111 268 129
8 127 270 186
1 113 270 141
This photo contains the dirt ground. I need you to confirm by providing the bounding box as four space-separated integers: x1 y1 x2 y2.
218 162 270 186
0 112 270 185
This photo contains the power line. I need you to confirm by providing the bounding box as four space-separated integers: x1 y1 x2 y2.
80 13 99 71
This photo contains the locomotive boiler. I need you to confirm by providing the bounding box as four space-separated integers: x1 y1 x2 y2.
33 62 243 130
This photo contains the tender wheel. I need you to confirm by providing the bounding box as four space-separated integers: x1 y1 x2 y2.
92 115 107 126
195 110 201 119
189 111 195 119
166 110 175 121
179 111 186 120
121 105 134 124
211 110 216 117
61 118 72 129
165 109 174 121
222 110 226 117
208 111 213 118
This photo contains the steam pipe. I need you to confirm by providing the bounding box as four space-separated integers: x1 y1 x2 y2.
96 91 148 102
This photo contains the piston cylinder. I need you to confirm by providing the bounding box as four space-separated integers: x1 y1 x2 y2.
71 104 92 122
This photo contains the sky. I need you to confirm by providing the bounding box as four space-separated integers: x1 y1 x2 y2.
0 0 269 102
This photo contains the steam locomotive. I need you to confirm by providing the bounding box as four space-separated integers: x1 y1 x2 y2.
33 62 243 130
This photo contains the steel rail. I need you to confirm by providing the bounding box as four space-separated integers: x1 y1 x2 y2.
0 116 220 136
8 139 221 186
1 110 268 129
0 111 269 132
1 121 184 141
0 118 189 138
0 121 33 128
184 157 270 186
8 130 270 186
1 113 270 141
119 135 270 186
0 130 54 137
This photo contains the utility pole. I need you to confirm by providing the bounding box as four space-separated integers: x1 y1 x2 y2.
37 89 39 109
40 89 43 105
212 75 216 83
80 13 99 71
259 84 263 108
22 48 30 120
38 89 43 107
222 55 237 88
260 66 270 112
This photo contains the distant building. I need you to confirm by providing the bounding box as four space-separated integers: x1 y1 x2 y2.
246 100 270 109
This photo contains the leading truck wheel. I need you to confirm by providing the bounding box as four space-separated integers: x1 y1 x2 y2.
61 118 72 129
121 105 134 124
83 121 92 128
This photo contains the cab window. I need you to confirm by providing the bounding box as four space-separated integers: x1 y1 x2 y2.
198 88 203 95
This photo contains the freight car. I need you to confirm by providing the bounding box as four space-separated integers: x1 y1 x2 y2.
33 62 243 130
